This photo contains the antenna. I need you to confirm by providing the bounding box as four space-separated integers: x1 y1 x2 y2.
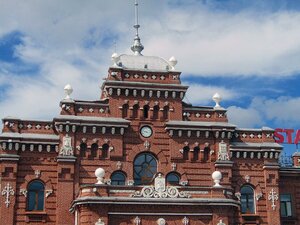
131 0 144 56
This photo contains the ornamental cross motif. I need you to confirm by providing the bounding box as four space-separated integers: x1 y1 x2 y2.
268 188 279 210
1 183 15 208
134 216 141 225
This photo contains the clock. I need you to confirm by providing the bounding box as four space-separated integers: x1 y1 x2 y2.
140 126 153 138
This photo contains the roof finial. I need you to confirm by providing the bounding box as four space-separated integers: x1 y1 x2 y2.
131 0 144 56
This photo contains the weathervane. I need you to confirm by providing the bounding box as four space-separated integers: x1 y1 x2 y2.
131 0 144 55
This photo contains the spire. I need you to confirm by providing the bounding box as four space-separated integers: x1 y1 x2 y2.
131 0 144 56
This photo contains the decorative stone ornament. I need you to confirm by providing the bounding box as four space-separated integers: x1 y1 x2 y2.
134 216 141 225
64 84 73 100
111 53 120 67
59 135 73 156
212 93 222 108
132 174 190 198
157 218 166 225
212 171 222 187
268 188 278 210
95 168 105 184
169 56 177 70
95 218 105 225
182 216 189 225
218 141 229 161
1 183 14 208
217 219 226 225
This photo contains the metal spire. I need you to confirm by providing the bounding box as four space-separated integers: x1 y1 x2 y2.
131 0 144 55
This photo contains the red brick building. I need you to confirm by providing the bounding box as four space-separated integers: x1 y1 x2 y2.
0 4 300 225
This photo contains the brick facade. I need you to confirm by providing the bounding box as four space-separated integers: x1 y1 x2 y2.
0 49 298 225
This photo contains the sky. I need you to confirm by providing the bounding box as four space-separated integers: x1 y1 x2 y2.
0 0 300 154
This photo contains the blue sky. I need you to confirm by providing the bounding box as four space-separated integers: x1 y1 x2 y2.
1 0 300 154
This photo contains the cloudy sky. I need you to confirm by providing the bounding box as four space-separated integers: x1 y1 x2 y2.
1 0 300 152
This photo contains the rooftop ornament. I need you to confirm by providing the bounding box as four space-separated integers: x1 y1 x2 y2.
95 167 105 184
212 92 222 109
169 56 178 70
64 84 73 100
212 171 222 187
111 53 120 67
131 0 144 55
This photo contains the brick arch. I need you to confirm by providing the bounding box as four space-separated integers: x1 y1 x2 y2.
21 172 53 191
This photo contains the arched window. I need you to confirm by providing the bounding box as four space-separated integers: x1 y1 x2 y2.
134 153 157 185
241 185 255 214
143 105 150 119
152 105 159 120
27 180 45 211
163 106 169 120
80 143 87 157
203 146 210 162
193 147 200 161
166 172 180 185
102 144 109 158
132 104 139 118
111 171 126 185
91 143 98 158
122 104 129 118
183 146 189 160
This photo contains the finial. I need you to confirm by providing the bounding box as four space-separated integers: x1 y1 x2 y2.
169 56 178 70
95 167 105 184
111 53 120 67
212 171 222 187
131 0 144 55
212 93 222 109
64 84 73 100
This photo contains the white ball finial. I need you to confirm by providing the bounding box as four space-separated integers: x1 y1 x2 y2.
169 56 178 70
212 171 222 187
64 84 73 100
95 167 105 184
212 92 222 108
111 53 120 67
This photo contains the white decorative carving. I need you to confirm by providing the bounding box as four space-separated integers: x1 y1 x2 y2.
20 189 27 197
249 133 254 138
95 168 105 184
212 93 222 108
245 175 250 183
27 124 32 129
144 140 151 150
1 183 14 208
45 189 53 198
157 218 166 225
36 124 41 129
152 75 157 79
132 174 190 198
116 161 122 170
143 74 148 79
256 192 263 200
242 133 247 138
89 108 94 113
196 113 200 118
268 188 278 210
205 113 211 118
35 170 41 178
134 74 139 78
95 218 105 225
182 216 189 225
64 84 73 100
257 134 262 139
160 75 165 80
235 192 241 200
218 141 229 161
125 73 130 78
217 219 226 225
59 135 73 156
212 171 222 187
99 108 105 113
171 163 177 171
134 216 141 225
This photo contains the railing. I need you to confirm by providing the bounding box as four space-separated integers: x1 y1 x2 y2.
279 154 293 167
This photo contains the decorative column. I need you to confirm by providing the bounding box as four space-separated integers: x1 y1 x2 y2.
263 162 281 225
56 134 76 225
0 154 19 225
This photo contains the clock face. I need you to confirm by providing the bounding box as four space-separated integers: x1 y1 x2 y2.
140 126 153 138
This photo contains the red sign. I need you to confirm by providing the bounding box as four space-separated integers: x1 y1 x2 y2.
274 128 300 144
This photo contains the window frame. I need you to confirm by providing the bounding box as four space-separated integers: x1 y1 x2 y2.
133 152 157 185
240 185 255 214
280 194 293 217
166 172 181 186
26 180 45 212
110 171 126 185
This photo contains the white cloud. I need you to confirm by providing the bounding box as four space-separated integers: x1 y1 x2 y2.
0 0 300 123
227 106 263 128
184 83 236 106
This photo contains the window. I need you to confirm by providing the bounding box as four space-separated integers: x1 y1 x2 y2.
281 194 292 217
193 147 200 161
122 104 129 118
152 105 159 120
240 185 255 214
91 143 98 158
143 105 149 119
163 106 169 120
132 104 139 118
111 171 126 185
80 143 87 157
183 146 189 160
134 153 157 185
102 144 109 158
27 180 45 211
166 172 180 185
